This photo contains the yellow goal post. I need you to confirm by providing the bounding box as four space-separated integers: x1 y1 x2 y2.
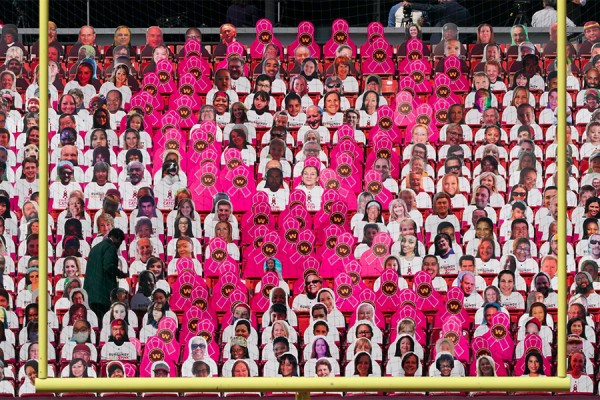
35 0 571 395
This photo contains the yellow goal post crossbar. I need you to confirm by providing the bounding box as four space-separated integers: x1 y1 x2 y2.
35 0 571 395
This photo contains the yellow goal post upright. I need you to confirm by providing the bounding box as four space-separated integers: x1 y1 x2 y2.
36 0 571 396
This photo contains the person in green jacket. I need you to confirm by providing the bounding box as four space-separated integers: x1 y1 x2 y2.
83 228 126 325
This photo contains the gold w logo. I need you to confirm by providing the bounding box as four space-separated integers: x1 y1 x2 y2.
149 350 163 360
300 34 311 45
194 299 207 309
409 51 420 60
438 87 449 96
399 104 411 113
327 237 336 248
332 215 342 224
179 107 190 117
380 119 391 128
448 302 459 311
339 287 349 295
260 32 272 42
188 319 198 331
374 50 386 61
418 285 431 296
180 284 193 297
234 177 246 186
335 33 346 43
418 116 429 124
161 332 171 340
383 283 395 293
299 243 310 252
190 68 200 78
287 231 298 241
338 165 350 176
158 71 169 83
202 174 215 185
255 216 267 224
412 72 423 82
166 141 178 149
448 70 459 79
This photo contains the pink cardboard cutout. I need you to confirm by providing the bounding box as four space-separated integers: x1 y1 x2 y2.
182 38 210 61
393 90 418 128
181 56 212 94
204 237 238 278
223 165 256 212
374 269 403 312
316 224 344 257
140 336 176 377
323 19 356 59
249 19 284 60
171 270 208 311
362 170 393 208
431 73 462 104
433 287 469 329
322 232 355 275
359 231 392 277
344 260 369 291
287 21 321 60
187 121 222 167
244 230 284 277
241 199 274 233
288 229 316 267
155 317 180 360
189 162 221 211
155 59 176 94
215 42 250 75
436 315 469 363
367 133 400 178
412 271 443 312
279 216 303 256
360 22 391 57
331 151 362 194
315 199 350 234
407 103 439 143
210 278 248 313
172 73 202 110
513 334 552 375
369 105 402 145
404 59 433 94
318 171 354 210
443 56 470 92
169 94 199 129
333 272 360 312
361 37 395 75
180 306 216 341
481 312 514 363
141 73 164 108
398 39 428 70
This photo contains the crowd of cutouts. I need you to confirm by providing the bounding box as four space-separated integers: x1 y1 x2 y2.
0 17 599 395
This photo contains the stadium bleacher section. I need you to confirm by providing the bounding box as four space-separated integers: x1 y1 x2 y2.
0 17 599 396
